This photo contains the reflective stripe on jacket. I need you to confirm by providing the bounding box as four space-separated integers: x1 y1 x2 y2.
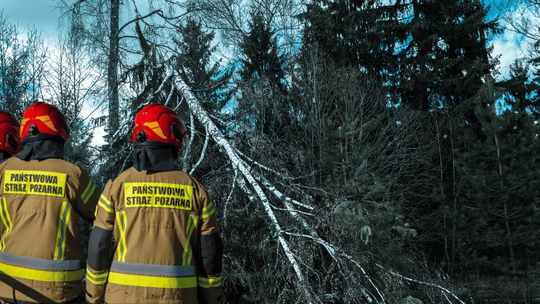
0 158 100 304
86 167 223 304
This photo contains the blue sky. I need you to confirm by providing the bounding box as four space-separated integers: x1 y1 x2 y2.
0 0 61 41
1 0 528 80
487 0 529 79
0 0 529 145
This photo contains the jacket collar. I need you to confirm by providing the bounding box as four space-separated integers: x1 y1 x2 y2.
15 134 65 161
133 140 178 173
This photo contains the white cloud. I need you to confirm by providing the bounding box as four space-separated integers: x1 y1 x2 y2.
490 4 540 80
491 26 525 79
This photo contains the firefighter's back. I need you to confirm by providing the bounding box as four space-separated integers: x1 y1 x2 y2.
0 157 98 304
87 104 222 304
94 167 207 304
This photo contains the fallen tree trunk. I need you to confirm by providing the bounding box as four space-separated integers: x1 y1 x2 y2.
171 69 464 304
173 72 322 304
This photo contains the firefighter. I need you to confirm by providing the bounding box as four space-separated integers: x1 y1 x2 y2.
0 111 21 163
86 104 223 304
0 102 100 304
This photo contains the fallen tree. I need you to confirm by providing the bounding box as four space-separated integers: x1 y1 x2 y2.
100 20 468 303
172 70 466 304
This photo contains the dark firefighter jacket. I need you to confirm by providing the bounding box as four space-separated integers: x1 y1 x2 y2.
0 157 100 303
86 167 223 304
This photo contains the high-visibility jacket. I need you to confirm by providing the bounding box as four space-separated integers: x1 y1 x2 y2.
86 167 223 304
0 158 100 304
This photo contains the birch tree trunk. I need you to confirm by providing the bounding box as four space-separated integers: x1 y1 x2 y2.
170 69 464 304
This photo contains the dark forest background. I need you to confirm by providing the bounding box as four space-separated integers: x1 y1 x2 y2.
1 0 540 302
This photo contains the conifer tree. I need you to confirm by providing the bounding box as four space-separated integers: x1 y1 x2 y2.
301 0 500 112
174 18 234 116
173 18 233 174
239 13 285 92
237 12 288 137
0 13 47 118
300 0 403 81
398 0 499 112
455 79 540 277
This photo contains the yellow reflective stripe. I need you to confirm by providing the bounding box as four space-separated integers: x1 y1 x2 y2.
81 179 96 204
0 261 82 282
182 215 199 266
54 202 67 259
54 202 72 260
201 202 215 219
198 275 222 288
202 208 215 219
121 212 128 262
202 202 213 212
86 268 108 285
99 201 114 213
116 212 127 262
99 195 114 213
115 213 123 262
108 272 197 289
61 203 72 260
0 198 12 251
86 275 106 285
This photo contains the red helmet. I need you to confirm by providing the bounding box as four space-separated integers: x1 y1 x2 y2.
20 102 70 142
133 104 188 149
0 111 22 155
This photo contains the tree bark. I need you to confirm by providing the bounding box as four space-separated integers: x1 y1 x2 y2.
108 0 120 139
173 71 321 304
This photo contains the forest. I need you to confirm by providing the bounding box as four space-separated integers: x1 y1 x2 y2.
1 0 540 303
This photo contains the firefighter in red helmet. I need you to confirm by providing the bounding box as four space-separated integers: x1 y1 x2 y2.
86 103 223 304
0 111 21 163
0 102 100 304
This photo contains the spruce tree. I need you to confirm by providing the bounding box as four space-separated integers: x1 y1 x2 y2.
398 0 500 112
172 18 233 174
301 0 500 112
174 18 234 115
300 0 403 81
455 79 540 277
239 12 285 92
237 12 288 137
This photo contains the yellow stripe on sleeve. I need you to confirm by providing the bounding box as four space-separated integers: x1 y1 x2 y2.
99 195 114 213
86 267 108 285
